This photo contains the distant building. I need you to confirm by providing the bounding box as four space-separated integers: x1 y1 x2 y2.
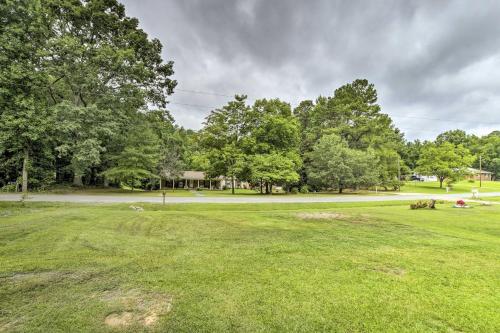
411 173 437 182
465 168 493 181
161 171 249 189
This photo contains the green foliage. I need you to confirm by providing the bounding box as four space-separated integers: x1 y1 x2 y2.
200 96 301 193
296 79 404 190
416 142 475 188
0 0 176 190
102 118 159 190
251 153 300 186
307 134 379 193
410 200 432 209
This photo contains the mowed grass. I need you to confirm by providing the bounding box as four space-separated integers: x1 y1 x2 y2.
39 187 379 197
0 201 499 332
399 180 500 194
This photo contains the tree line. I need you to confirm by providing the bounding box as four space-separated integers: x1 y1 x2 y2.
1 1 498 194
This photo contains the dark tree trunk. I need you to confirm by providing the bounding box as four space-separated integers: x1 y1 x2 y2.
231 175 235 194
22 149 29 196
260 179 263 194
73 174 83 187
439 177 444 188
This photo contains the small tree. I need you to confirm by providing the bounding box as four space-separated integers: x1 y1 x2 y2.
251 153 300 194
307 134 379 193
416 142 474 188
102 124 159 190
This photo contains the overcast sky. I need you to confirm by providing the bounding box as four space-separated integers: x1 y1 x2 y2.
121 0 500 140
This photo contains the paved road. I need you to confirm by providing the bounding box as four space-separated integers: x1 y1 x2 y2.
1 192 499 204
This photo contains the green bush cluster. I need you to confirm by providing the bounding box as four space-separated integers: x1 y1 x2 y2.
410 199 436 210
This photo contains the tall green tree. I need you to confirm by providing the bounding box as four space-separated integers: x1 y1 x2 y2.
102 117 159 190
44 0 176 185
0 0 53 195
251 153 300 194
469 131 500 179
200 95 250 194
299 80 404 190
246 99 301 193
416 142 474 188
307 134 379 193
435 130 475 147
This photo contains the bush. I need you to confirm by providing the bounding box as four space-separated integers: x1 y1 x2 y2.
196 187 202 191
468 179 475 183
290 187 299 194
299 185 309 194
0 183 17 192
410 200 429 209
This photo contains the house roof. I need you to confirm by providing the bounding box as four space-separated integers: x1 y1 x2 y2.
467 167 492 174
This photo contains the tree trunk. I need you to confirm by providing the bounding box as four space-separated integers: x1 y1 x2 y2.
260 179 263 194
22 149 29 196
439 177 444 188
103 177 109 187
231 175 235 194
269 183 272 195
73 174 83 187
265 182 269 194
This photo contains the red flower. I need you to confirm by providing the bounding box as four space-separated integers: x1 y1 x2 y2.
456 199 465 206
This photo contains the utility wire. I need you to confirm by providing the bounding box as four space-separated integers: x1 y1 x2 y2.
4 81 500 126
175 88 233 98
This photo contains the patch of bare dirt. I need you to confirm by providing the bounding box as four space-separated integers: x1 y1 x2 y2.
104 312 134 328
296 212 348 220
376 266 406 276
101 289 172 328
2 270 97 284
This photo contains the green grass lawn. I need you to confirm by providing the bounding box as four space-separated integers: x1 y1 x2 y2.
1 201 499 332
398 180 500 194
36 186 381 197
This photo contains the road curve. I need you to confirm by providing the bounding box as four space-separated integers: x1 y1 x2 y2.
1 192 499 204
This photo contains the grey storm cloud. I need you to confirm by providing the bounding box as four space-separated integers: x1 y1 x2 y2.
121 0 500 140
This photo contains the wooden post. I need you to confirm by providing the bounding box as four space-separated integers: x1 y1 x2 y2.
209 179 212 190
197 179 200 188
172 179 175 189
159 177 162 190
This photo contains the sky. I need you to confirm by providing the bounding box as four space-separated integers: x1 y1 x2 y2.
121 0 500 140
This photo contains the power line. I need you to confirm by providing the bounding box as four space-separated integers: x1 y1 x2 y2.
4 80 500 126
169 102 217 109
390 114 500 126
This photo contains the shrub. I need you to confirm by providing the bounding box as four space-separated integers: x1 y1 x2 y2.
468 179 475 183
290 187 299 194
410 200 430 209
0 183 17 192
299 185 309 194
196 187 202 191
